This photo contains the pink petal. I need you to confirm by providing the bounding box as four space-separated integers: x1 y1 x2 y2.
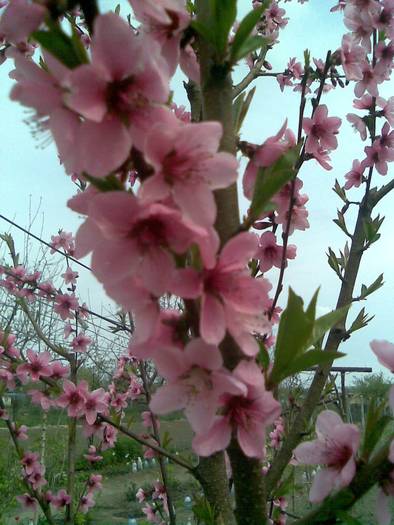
185 338 223 371
150 383 187 414
170 268 202 299
173 180 216 227
370 340 394 372
309 468 337 503
219 232 259 271
237 419 265 458
200 293 226 345
294 441 329 465
92 13 140 80
375 488 391 525
192 417 232 456
67 64 107 122
140 248 174 296
315 410 343 439
49 108 81 174
139 175 170 203
203 152 239 189
79 117 132 177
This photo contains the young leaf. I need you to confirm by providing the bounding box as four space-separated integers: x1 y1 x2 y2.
333 179 347 203
190 20 216 47
212 0 237 57
270 289 316 382
274 349 344 382
230 3 267 64
233 87 256 133
306 305 349 349
257 339 270 370
232 35 267 63
347 308 374 335
360 399 392 461
249 143 301 221
360 273 384 300
32 28 83 69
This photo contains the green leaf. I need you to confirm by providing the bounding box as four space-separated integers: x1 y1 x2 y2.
347 308 374 335
32 28 83 69
360 273 384 300
232 34 267 63
230 3 268 63
361 399 392 461
83 173 124 191
233 92 245 132
249 143 301 221
190 20 216 47
213 0 237 56
257 340 270 370
279 349 344 379
333 179 347 203
333 210 351 237
115 3 120 14
270 289 315 382
336 511 363 525
306 305 349 349
233 87 256 133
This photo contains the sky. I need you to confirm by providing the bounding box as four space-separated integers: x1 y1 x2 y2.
1 0 393 379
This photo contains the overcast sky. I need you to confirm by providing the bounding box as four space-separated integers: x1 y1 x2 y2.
1 0 393 379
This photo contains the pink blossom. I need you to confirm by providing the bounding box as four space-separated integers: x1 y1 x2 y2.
54 293 79 320
136 488 146 503
340 34 366 80
21 451 40 476
377 96 394 126
71 333 92 353
344 159 367 189
27 464 47 490
257 232 296 273
17 350 52 382
142 503 160 523
50 231 75 254
28 390 52 411
102 424 118 449
344 6 376 52
68 190 218 298
303 105 341 155
347 113 367 141
353 94 374 110
79 492 95 513
57 380 89 418
88 474 103 493
64 13 170 177
354 63 382 98
294 410 360 503
16 493 37 511
83 388 108 425
129 0 190 78
185 232 272 353
62 267 79 285
140 115 238 226
51 489 71 509
49 361 70 380
243 121 296 199
193 360 281 458
84 445 103 463
150 338 246 433
38 281 56 299
0 0 46 45
13 423 28 440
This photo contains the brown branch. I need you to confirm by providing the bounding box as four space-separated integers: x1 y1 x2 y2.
233 47 269 98
99 415 195 473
